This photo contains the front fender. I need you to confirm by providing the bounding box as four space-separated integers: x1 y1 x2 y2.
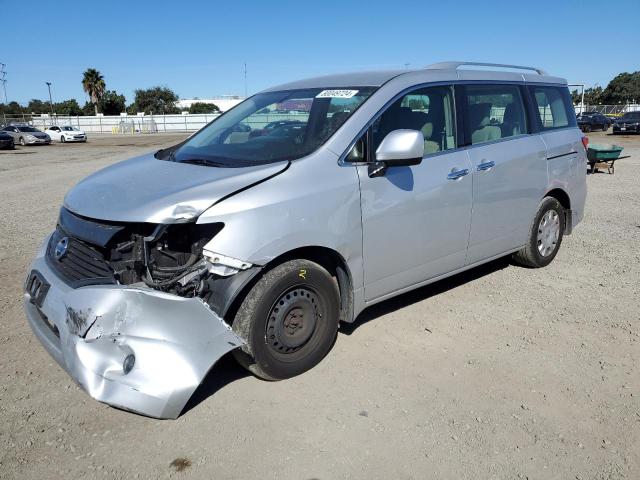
197 151 364 296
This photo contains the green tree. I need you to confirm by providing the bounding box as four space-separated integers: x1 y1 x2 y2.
601 71 640 104
188 102 220 114
53 99 83 116
82 101 96 116
27 99 50 114
570 89 580 105
0 101 26 116
99 90 126 115
583 86 604 106
128 86 180 114
82 68 106 115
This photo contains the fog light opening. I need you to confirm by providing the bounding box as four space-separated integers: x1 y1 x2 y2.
123 354 135 374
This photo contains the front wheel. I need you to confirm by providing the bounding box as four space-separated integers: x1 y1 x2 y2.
60 136 65 143
513 197 565 268
583 124 592 133
232 259 340 381
19 137 25 146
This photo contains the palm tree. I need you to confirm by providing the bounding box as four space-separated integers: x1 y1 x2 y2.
82 68 106 115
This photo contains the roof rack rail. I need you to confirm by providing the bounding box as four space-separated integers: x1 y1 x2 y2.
425 61 547 76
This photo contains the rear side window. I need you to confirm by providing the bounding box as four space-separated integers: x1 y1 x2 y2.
530 86 577 131
462 84 528 145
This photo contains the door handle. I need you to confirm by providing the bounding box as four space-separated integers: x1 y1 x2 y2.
477 160 495 171
447 168 469 180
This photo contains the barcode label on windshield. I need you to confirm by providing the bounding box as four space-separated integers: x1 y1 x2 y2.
316 89 359 99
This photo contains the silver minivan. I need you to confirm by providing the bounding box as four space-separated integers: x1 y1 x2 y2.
24 62 587 418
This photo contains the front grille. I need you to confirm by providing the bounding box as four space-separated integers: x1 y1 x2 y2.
46 228 116 287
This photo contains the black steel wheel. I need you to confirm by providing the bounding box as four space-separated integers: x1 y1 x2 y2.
232 259 340 380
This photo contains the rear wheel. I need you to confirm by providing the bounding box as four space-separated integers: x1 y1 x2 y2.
232 259 340 381
513 197 565 268
583 124 591 133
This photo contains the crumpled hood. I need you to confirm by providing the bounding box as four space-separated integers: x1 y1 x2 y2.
64 153 289 223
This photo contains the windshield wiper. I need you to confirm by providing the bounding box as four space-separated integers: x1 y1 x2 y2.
179 158 225 167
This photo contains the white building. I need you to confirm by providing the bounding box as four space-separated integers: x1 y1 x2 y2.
175 95 245 112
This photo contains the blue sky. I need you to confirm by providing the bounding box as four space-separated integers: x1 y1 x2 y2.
1 0 639 105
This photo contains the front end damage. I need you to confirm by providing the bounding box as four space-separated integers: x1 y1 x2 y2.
24 208 257 418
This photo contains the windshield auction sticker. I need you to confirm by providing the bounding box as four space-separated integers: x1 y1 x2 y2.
316 89 359 99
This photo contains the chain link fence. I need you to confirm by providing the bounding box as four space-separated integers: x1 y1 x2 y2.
574 104 640 115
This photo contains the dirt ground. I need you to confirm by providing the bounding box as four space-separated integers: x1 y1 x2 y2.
0 131 638 480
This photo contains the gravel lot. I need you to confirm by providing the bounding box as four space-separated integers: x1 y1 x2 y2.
1 131 638 479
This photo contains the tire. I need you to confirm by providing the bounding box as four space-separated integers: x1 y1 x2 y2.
232 259 340 381
583 124 591 133
513 197 565 268
602 123 608 131
60 136 65 143
19 137 25 146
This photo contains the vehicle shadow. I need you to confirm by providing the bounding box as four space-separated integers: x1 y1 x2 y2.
340 256 512 336
181 353 250 416
182 255 512 415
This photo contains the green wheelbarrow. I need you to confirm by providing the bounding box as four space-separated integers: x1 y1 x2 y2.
586 144 630 174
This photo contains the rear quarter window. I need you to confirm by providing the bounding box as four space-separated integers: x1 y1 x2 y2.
529 86 577 131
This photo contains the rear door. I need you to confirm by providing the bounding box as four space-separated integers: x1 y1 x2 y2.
461 84 548 264
355 85 473 301
528 85 586 223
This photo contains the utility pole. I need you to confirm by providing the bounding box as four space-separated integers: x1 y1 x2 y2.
0 62 7 104
46 81 54 117
243 62 247 98
0 62 6 125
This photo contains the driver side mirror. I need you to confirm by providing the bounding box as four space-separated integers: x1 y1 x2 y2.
369 129 424 177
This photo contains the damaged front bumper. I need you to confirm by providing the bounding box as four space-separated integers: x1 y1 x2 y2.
23 235 244 419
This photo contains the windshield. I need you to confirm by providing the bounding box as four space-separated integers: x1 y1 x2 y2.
166 87 376 167
17 126 40 132
621 113 640 120
62 126 76 131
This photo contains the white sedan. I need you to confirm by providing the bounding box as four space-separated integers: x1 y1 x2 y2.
45 125 87 143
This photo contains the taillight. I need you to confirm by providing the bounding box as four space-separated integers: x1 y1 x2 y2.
581 136 589 151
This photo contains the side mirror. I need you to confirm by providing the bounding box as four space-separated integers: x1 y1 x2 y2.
369 129 424 177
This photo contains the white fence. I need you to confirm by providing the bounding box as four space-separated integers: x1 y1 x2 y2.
27 113 221 134
14 103 640 134
25 112 311 134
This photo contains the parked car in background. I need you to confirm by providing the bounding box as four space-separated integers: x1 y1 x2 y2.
612 112 640 134
1 125 51 145
0 130 15 149
45 125 87 143
576 111 611 132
